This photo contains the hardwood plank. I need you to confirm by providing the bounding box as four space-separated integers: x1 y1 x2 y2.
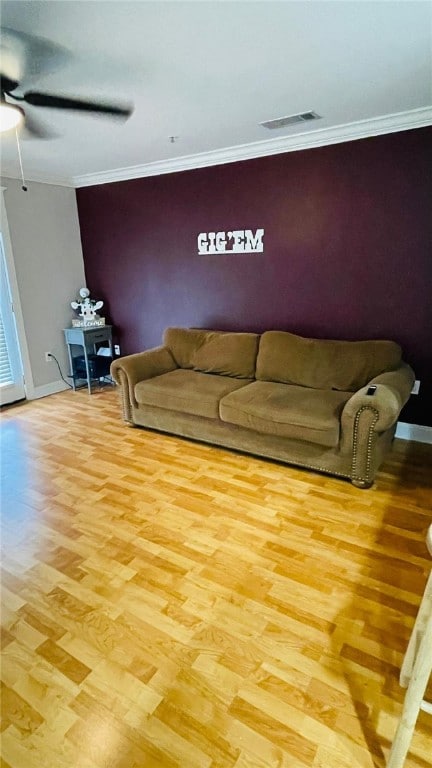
1 388 431 767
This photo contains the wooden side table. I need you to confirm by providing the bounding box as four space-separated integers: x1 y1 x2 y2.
64 325 113 394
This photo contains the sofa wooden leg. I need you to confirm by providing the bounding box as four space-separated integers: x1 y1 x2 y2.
351 478 373 489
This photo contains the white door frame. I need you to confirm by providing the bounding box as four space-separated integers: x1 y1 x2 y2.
1 186 35 399
0 232 25 403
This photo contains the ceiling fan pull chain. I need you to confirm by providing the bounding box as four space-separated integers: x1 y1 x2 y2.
15 127 28 192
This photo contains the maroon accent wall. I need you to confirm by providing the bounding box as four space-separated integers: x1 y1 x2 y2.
77 127 432 426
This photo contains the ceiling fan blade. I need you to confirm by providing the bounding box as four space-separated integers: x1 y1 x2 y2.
0 27 72 83
22 112 58 140
23 91 132 117
0 74 19 94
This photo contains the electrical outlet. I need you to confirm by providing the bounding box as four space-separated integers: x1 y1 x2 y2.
411 380 421 395
114 344 120 356
45 352 53 362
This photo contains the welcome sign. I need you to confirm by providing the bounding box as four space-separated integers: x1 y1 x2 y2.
198 228 265 255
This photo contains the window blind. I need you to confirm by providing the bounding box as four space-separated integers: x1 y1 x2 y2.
0 308 13 386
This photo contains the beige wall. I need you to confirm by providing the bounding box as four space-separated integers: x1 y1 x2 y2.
1 177 86 396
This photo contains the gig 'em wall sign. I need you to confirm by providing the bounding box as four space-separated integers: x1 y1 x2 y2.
198 229 265 255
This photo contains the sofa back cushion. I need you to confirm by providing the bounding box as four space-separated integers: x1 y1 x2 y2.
164 327 259 379
164 328 208 369
256 331 402 391
192 331 259 379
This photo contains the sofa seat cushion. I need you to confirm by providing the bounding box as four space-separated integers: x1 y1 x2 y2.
135 369 249 419
219 381 352 447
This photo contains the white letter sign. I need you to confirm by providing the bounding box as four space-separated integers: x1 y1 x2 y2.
197 228 264 255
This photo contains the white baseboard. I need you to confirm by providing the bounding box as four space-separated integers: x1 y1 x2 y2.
26 380 70 400
396 422 432 445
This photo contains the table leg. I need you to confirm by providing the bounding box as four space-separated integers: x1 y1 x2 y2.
83 345 92 394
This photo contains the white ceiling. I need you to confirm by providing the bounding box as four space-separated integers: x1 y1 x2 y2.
1 0 431 187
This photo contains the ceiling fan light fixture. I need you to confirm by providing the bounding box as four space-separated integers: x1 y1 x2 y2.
0 101 24 132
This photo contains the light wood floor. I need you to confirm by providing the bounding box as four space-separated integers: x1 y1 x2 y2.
1 387 431 768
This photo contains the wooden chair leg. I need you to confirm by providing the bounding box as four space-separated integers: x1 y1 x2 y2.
400 572 432 686
387 613 432 768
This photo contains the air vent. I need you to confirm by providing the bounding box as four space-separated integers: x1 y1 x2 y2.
260 111 321 130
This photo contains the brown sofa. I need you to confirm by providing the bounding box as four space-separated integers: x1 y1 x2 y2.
111 327 414 488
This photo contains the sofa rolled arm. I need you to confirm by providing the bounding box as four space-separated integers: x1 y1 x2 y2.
341 363 415 436
110 346 177 418
340 363 414 485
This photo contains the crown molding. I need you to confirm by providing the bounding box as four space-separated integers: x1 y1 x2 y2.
73 106 432 188
0 172 74 188
3 107 431 189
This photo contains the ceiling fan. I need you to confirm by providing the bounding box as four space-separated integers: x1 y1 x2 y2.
0 74 133 137
0 27 133 138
